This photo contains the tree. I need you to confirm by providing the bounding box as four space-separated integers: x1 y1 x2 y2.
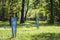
58 0 60 22
25 0 29 21
49 0 54 24
20 0 25 24
9 0 13 26
1 0 6 21
9 0 18 26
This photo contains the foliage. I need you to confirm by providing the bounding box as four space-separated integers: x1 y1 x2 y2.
0 0 60 23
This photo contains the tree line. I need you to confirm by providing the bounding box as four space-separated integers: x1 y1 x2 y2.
0 0 60 24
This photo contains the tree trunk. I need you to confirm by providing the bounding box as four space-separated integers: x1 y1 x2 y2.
49 0 54 24
1 0 6 21
20 0 25 24
25 8 28 21
58 0 60 23
58 16 60 23
25 2 29 21
9 0 13 26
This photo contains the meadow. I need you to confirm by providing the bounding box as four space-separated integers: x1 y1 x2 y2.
0 21 60 40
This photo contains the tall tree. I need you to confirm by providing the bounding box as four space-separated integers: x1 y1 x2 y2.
49 0 54 24
9 0 13 26
25 0 29 21
9 0 18 25
58 0 60 22
1 0 6 21
20 0 25 24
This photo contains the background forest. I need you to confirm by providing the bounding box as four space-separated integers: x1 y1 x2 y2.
0 0 60 24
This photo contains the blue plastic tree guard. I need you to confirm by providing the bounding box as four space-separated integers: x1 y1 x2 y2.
11 17 17 36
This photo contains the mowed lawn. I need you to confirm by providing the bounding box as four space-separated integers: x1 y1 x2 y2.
0 21 60 40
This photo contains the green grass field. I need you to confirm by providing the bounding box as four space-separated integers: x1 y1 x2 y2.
0 21 60 40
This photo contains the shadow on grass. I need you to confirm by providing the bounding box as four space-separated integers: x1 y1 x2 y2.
31 33 60 40
0 24 10 27
17 23 36 28
6 36 16 40
7 37 14 40
5 33 60 40
17 23 60 28
39 23 60 26
0 21 10 28
26 21 60 27
0 21 60 28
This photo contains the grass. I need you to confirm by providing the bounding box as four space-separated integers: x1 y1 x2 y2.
0 21 60 40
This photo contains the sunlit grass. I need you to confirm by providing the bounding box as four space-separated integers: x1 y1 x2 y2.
0 26 60 40
0 21 60 40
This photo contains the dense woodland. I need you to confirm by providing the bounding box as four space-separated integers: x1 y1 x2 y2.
0 0 60 24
